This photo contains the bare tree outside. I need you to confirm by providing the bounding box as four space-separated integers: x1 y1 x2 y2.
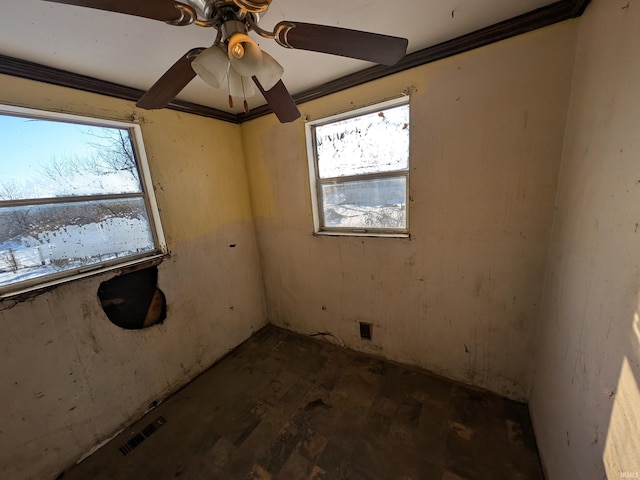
0 117 155 286
0 179 23 201
39 154 84 191
38 128 140 189
84 129 139 180
0 248 19 273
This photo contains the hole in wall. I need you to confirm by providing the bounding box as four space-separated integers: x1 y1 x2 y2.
98 266 166 330
359 322 372 340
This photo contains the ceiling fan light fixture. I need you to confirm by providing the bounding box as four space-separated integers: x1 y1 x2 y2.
255 50 284 91
228 33 263 77
228 68 256 99
47 0 408 123
191 44 229 88
230 43 245 59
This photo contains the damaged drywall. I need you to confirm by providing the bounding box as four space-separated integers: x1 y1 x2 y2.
98 266 166 330
0 76 267 480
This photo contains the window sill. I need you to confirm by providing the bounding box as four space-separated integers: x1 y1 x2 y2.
0 253 167 303
313 231 410 239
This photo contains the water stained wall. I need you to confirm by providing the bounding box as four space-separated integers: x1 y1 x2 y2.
3 10 634 480
0 76 267 480
241 21 577 402
531 0 640 477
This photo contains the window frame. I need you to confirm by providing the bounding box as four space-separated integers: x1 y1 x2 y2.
0 104 166 299
305 97 411 238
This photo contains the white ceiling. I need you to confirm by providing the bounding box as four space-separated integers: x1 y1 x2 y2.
0 0 556 114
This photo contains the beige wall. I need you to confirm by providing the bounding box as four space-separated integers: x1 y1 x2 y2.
531 0 640 478
242 22 577 401
7 9 634 479
0 76 266 480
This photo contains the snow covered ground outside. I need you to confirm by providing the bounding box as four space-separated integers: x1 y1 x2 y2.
323 203 406 229
321 176 407 229
0 113 158 289
312 103 410 230
0 216 154 287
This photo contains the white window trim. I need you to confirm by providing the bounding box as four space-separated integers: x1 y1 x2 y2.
0 105 167 299
305 96 410 238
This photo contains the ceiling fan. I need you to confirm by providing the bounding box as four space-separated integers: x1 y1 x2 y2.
42 0 409 123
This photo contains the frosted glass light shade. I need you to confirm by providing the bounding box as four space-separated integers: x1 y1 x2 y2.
255 51 283 91
192 45 229 88
228 33 263 77
228 68 256 98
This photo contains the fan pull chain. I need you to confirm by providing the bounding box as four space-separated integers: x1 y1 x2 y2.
227 62 234 109
227 85 233 109
241 77 249 114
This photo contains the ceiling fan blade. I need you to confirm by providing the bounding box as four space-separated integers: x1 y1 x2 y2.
41 0 183 23
275 22 408 66
136 48 203 110
253 77 301 123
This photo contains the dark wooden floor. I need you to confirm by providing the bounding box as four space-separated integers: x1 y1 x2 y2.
61 326 543 480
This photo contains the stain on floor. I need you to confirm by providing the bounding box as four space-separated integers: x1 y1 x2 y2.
61 326 543 479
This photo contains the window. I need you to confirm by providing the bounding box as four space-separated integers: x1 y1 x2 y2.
306 98 410 236
0 105 166 298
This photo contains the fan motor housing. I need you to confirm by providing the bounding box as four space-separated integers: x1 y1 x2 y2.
233 0 272 13
185 0 215 19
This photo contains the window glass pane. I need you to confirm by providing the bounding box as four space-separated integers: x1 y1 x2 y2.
315 104 409 179
321 176 407 230
0 114 142 200
0 198 154 287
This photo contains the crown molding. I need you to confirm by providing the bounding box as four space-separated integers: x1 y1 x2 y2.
240 0 591 121
0 0 590 124
0 54 239 123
